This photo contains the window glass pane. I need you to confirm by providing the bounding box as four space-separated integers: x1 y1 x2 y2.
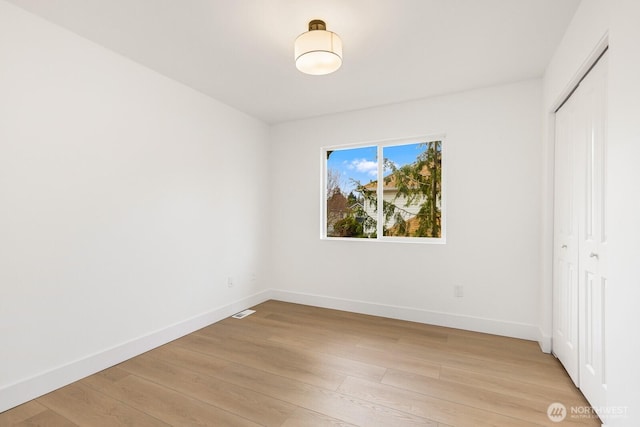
382 141 442 238
326 146 377 238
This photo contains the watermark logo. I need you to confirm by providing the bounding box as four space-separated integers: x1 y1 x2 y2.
547 402 567 423
547 402 628 422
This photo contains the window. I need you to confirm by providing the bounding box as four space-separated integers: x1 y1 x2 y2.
323 136 445 242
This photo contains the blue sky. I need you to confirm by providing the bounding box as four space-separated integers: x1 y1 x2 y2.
327 143 427 194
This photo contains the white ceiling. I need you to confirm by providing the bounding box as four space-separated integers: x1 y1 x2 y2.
7 0 581 124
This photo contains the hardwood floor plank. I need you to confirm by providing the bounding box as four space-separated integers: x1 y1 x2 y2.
37 382 168 427
443 333 554 362
382 369 600 426
338 375 542 427
281 408 359 427
208 361 438 426
249 310 404 349
13 410 78 427
269 333 442 379
144 344 229 374
78 366 131 393
359 335 572 390
397 333 558 369
263 310 447 346
439 365 589 407
0 401 47 425
86 374 260 426
197 323 388 382
118 352 296 426
174 332 347 390
257 301 452 342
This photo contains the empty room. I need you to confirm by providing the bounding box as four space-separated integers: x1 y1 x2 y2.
1 0 639 426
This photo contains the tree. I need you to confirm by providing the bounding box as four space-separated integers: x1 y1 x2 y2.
385 140 442 237
352 141 442 238
326 168 354 236
332 215 363 237
326 168 342 196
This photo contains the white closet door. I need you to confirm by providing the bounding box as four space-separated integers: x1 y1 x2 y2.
577 53 608 410
553 84 581 385
553 51 608 411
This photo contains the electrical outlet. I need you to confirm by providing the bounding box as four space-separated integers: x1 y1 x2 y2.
454 285 464 298
227 276 234 288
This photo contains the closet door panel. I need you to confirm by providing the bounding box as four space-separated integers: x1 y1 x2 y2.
552 92 580 385
578 52 608 410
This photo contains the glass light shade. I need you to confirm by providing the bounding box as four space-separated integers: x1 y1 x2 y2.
295 29 343 75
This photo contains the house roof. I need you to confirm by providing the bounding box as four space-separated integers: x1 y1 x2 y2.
363 165 431 191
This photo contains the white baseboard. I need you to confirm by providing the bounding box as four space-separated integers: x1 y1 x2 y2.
0 290 272 413
537 327 552 353
270 289 541 342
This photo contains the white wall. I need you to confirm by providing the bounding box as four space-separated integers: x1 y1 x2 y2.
0 1 270 411
269 79 543 341
606 1 640 424
542 0 640 424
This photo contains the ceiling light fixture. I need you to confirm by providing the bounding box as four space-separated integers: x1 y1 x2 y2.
294 20 343 75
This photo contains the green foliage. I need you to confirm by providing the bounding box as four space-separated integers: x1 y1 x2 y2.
332 215 363 237
354 140 442 238
383 140 442 237
347 191 358 206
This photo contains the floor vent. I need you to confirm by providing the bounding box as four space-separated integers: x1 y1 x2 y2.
231 309 256 319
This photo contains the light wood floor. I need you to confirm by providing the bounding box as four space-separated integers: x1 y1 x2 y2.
1 300 599 426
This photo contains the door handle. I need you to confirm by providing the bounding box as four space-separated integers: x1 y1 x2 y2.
589 252 599 260
561 244 568 249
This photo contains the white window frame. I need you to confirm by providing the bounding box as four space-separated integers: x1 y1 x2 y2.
321 134 446 244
